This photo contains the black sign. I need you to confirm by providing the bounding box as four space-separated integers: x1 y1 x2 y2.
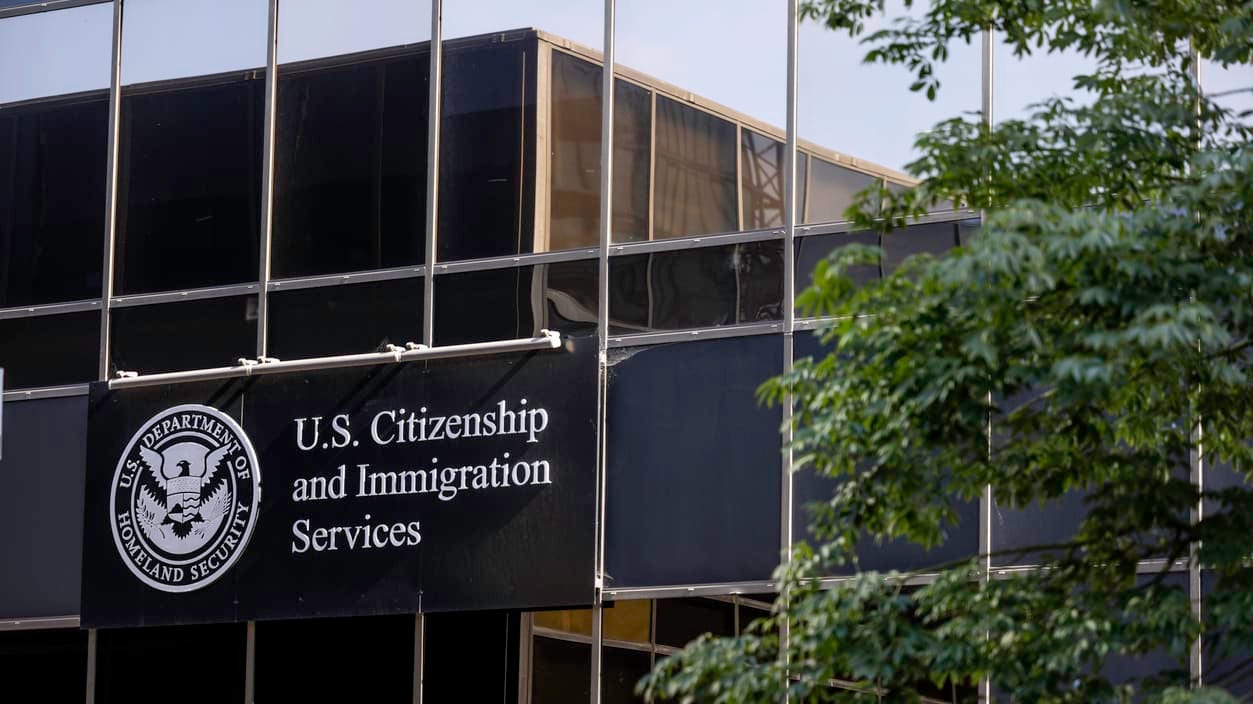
81 340 597 628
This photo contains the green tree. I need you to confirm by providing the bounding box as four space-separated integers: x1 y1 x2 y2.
641 1 1252 702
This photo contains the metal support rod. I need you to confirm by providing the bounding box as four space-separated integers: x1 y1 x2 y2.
244 621 256 704
422 0 442 346
413 612 425 704
255 0 280 358
1188 41 1204 688
978 26 994 704
97 0 124 381
108 331 562 389
85 628 97 704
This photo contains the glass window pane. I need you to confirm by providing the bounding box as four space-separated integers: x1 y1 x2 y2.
534 601 652 644
532 636 590 703
1204 59 1253 130
795 231 880 299
424 611 518 702
0 3 112 104
278 0 431 64
804 157 879 225
609 241 783 334
437 38 535 261
110 296 257 375
603 646 651 704
549 51 652 250
268 278 422 359
273 51 429 278
256 615 414 704
116 77 264 294
96 624 245 704
0 94 107 306
741 130 784 230
0 310 99 388
121 0 267 85
433 260 598 345
655 598 736 649
0 629 87 701
653 96 738 239
881 221 960 275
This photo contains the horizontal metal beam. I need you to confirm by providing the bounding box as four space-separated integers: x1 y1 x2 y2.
0 615 80 631
606 321 784 349
0 298 102 320
108 331 564 389
1 383 91 402
0 0 108 20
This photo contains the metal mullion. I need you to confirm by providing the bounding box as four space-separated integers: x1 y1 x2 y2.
110 282 261 308
647 89 656 241
255 0 279 358
269 265 428 292
2 383 91 402
422 0 442 346
432 248 598 276
0 0 109 19
978 26 993 704
606 321 783 349
608 226 783 257
781 2 798 693
244 621 256 704
518 613 534 704
0 615 80 631
85 628 97 704
97 0 123 382
413 612 426 704
795 209 978 238
0 299 102 320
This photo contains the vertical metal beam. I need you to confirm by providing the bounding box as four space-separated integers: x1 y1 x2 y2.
978 26 994 704
413 612 426 704
244 621 256 704
255 0 280 358
780 1 799 698
85 628 97 704
98 0 124 381
1188 43 1204 688
422 0 443 346
517 612 534 704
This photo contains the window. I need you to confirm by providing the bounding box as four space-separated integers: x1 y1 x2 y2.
96 624 245 704
804 157 878 224
111 296 258 375
268 278 422 359
741 130 784 229
256 615 414 703
0 310 99 388
653 96 738 239
434 260 597 345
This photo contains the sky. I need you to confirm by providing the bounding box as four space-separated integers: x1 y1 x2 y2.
0 0 1248 172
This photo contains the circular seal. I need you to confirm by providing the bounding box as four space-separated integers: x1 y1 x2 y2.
109 404 261 593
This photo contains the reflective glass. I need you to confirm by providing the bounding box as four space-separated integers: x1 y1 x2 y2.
0 310 99 388
256 615 414 703
96 624 245 704
1203 59 1253 130
533 601 652 644
424 611 518 702
120 0 267 85
881 221 961 275
268 277 422 359
0 629 87 702
0 3 112 104
433 260 598 345
115 77 264 294
741 130 784 230
549 50 651 249
794 231 880 298
278 0 431 64
110 296 258 375
603 647 651 704
994 42 1094 123
532 636 591 703
0 94 107 306
653 96 738 239
272 51 429 278
804 157 879 224
608 241 783 334
655 598 735 649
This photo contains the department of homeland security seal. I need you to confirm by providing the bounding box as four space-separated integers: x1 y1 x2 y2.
109 404 261 593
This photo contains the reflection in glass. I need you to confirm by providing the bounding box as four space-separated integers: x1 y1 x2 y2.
549 51 651 249
0 95 107 306
111 296 258 375
804 157 878 224
655 598 736 648
609 241 782 334
532 636 590 703
794 231 880 297
0 3 112 104
120 0 267 85
273 52 428 278
434 260 598 345
268 277 422 359
741 130 784 229
438 39 535 261
0 310 99 388
653 96 738 239
277 0 431 64
116 77 264 294
881 221 960 275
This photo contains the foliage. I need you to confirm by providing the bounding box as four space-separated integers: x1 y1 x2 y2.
641 1 1252 702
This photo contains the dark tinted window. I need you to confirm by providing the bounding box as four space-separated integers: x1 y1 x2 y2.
273 52 428 278
96 624 246 704
268 277 422 359
0 629 86 702
550 52 652 249
0 310 99 388
0 95 107 307
603 647 650 704
653 96 737 239
0 396 87 619
434 260 597 345
794 231 880 298
804 157 877 224
655 598 736 649
881 221 959 275
609 241 783 334
438 40 536 261
110 296 257 375
424 611 518 702
606 335 783 587
532 636 590 703
256 615 414 703
741 130 784 230
116 77 264 294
